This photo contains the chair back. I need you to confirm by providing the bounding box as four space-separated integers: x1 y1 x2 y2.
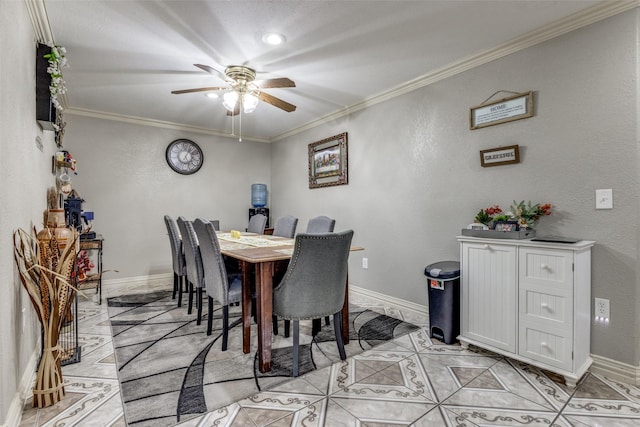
176 217 204 289
247 214 267 234
273 230 354 320
305 215 335 234
164 215 185 275
193 218 229 304
273 215 298 238
210 219 220 231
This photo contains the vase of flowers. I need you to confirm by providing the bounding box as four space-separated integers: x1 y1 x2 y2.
474 200 552 230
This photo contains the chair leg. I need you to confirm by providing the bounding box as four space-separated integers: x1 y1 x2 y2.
177 276 183 307
333 312 346 360
284 320 290 338
172 273 178 299
187 281 194 314
196 287 203 325
312 319 321 336
207 296 213 336
325 316 330 326
292 320 300 377
273 315 279 335
222 305 229 351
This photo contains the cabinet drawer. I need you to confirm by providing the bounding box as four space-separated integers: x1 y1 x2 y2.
519 248 573 288
519 322 572 371
520 289 570 325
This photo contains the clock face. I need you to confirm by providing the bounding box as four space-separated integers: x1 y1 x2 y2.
166 139 203 175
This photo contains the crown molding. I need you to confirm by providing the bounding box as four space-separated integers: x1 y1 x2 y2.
25 0 638 143
273 0 639 142
64 107 270 143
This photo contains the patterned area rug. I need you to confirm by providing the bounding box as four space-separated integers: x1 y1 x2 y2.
107 290 419 427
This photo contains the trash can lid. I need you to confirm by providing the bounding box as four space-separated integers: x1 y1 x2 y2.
424 261 460 279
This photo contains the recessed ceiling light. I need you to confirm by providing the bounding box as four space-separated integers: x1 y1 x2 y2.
205 93 219 99
262 32 285 45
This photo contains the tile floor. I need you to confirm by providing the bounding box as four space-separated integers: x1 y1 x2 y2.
19 281 640 426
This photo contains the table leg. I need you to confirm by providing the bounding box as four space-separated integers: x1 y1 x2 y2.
240 260 252 354
256 261 274 372
341 273 350 344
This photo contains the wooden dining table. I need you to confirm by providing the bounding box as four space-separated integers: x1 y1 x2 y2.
217 231 359 373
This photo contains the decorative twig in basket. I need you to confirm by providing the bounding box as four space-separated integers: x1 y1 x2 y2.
13 227 79 408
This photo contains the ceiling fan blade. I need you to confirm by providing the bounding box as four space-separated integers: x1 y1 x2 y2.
255 78 296 89
258 92 296 112
171 86 227 94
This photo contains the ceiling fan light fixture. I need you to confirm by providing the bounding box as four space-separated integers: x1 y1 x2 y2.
222 91 238 111
205 92 219 99
262 32 285 45
242 92 259 113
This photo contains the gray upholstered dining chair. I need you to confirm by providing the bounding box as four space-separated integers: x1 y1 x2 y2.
272 230 354 377
176 217 205 324
247 213 267 234
272 215 298 238
164 215 187 307
305 215 336 233
193 218 242 349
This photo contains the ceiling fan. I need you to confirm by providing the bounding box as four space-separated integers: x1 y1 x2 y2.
171 64 296 115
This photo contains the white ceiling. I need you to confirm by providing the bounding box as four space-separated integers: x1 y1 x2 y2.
40 0 616 142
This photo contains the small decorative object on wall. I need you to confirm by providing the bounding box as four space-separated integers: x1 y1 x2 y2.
480 144 520 167
308 132 348 189
166 139 204 175
470 90 533 130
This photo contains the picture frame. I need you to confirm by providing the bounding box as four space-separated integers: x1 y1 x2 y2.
308 132 348 189
470 91 534 130
480 144 520 167
493 220 519 232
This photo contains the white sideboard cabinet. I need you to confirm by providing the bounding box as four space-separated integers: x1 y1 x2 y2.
457 236 595 387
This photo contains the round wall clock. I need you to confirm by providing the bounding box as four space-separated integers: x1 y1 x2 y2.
166 139 204 175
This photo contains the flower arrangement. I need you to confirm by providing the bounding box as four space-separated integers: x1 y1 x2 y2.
43 45 68 111
475 200 552 229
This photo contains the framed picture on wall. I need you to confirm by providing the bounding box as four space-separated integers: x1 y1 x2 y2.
308 132 348 189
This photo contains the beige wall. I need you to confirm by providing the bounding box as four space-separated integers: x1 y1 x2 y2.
271 10 639 366
0 1 60 423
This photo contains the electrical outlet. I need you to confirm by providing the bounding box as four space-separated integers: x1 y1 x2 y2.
594 297 610 324
362 257 368 269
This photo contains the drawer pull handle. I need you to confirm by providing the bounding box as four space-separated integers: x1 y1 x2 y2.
483 244 490 250
541 342 549 348
541 303 549 309
541 264 549 270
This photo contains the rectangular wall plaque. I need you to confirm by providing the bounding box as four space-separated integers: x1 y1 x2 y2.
480 145 520 167
470 91 533 130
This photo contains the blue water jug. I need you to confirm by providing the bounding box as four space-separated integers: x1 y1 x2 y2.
251 184 267 207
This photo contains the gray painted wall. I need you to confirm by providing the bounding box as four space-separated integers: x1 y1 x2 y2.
1 1 60 422
2 6 639 425
64 115 272 279
271 10 639 367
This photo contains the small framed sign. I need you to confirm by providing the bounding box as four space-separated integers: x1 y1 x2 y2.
480 145 520 167
470 91 533 130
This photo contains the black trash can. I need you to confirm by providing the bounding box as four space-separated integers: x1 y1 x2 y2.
424 261 460 344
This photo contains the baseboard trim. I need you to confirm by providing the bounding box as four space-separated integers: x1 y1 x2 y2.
590 353 640 386
349 285 428 318
3 341 39 427
103 272 172 289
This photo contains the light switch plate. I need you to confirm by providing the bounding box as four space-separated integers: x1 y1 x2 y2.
595 189 613 209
